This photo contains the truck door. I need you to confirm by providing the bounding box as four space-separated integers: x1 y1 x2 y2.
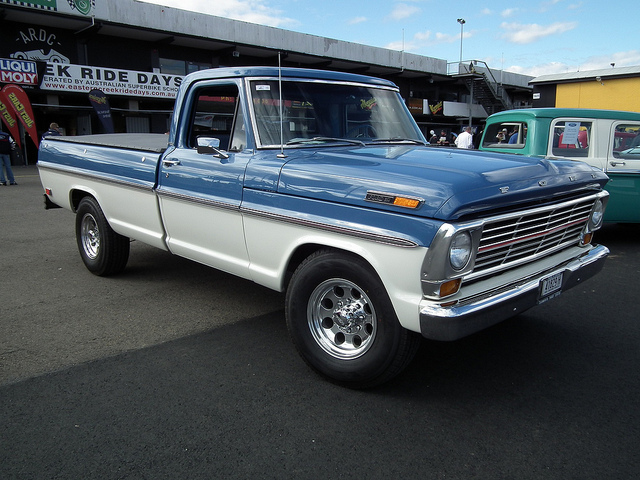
606 122 640 222
156 81 253 279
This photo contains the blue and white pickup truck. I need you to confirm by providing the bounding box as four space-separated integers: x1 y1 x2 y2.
38 67 610 387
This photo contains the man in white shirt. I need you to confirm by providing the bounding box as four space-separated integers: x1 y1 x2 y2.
455 126 473 149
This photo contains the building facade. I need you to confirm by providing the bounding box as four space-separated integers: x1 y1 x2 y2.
530 66 640 112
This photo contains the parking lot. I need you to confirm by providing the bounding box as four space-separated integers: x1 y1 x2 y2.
1 165 639 479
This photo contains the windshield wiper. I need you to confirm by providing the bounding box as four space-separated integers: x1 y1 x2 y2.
285 137 365 147
368 137 427 145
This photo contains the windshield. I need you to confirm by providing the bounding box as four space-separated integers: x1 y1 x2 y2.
249 79 425 147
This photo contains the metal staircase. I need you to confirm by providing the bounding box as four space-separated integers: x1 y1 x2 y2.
448 61 513 115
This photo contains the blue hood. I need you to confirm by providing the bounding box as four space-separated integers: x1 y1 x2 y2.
276 145 608 221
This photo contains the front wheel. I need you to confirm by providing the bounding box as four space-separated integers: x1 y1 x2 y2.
286 250 420 388
75 196 130 276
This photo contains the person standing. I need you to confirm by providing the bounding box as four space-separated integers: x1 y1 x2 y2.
0 130 17 186
41 122 62 141
455 126 473 149
437 129 449 145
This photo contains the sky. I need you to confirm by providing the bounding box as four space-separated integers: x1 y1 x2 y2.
139 0 639 78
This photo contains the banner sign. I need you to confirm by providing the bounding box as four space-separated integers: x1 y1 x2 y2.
406 98 424 115
88 88 114 133
0 91 22 148
41 63 183 98
428 100 444 116
0 1 105 17
2 84 39 148
0 58 39 86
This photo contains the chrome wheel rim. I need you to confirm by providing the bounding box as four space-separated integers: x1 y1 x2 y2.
307 278 377 359
80 213 100 260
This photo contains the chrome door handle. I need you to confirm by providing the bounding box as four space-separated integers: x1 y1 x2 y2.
163 159 181 167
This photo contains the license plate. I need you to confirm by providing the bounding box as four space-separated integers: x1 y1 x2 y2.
539 272 563 302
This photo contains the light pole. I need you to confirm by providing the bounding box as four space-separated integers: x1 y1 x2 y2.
457 18 465 69
457 18 471 128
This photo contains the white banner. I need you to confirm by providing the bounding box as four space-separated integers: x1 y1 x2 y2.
41 63 183 98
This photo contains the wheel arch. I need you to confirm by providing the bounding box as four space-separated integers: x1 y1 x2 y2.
283 243 382 293
70 187 99 213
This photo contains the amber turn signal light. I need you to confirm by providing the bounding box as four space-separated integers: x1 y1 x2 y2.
439 278 461 298
393 196 421 209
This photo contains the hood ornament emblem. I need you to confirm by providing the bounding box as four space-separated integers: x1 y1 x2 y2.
538 180 547 186
499 186 509 194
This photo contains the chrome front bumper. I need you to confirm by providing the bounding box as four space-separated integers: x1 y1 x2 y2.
419 244 609 341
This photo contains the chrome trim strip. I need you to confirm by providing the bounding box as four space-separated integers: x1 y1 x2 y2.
37 161 154 192
478 191 606 226
156 189 239 212
240 206 418 248
606 169 640 175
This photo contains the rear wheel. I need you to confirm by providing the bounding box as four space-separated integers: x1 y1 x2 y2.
286 250 420 388
75 196 130 276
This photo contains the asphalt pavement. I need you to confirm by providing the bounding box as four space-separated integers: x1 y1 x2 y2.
1 165 639 479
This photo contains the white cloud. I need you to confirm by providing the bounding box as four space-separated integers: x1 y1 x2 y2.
414 31 431 41
506 50 640 77
385 28 471 53
501 21 577 44
385 40 407 51
388 3 421 21
508 61 571 77
348 16 368 25
579 50 640 70
138 0 297 28
435 31 470 44
501 8 518 18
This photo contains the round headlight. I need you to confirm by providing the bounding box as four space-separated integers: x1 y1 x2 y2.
588 198 604 231
450 231 473 271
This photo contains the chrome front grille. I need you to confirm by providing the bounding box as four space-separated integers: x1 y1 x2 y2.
472 196 596 276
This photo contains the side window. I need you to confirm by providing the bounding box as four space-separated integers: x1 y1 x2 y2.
612 124 640 159
188 84 240 150
551 120 591 158
229 101 246 152
482 122 528 149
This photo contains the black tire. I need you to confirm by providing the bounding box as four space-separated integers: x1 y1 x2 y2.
286 249 421 388
75 196 130 276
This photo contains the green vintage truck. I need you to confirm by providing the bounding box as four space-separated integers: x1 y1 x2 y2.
479 108 640 222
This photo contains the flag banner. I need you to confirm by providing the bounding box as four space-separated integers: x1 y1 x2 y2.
0 91 23 148
88 88 114 133
2 84 39 148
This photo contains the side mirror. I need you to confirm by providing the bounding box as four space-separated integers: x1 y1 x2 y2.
196 136 229 158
